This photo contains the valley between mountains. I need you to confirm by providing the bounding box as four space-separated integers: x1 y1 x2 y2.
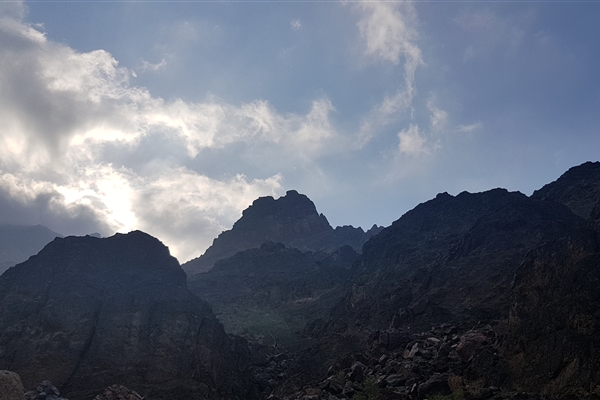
2 161 600 400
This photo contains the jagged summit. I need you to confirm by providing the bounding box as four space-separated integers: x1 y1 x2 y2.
182 190 381 276
532 161 600 219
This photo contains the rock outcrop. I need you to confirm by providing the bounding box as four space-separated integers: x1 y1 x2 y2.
532 161 600 219
0 231 254 400
0 370 24 400
0 224 62 275
182 190 381 275
25 381 68 400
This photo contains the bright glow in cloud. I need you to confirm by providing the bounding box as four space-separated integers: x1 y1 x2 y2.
0 12 340 262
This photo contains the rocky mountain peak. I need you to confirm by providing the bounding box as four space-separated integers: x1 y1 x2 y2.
233 189 332 235
0 231 254 400
182 191 375 276
531 161 600 219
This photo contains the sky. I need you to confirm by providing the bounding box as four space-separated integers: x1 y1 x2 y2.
0 0 599 263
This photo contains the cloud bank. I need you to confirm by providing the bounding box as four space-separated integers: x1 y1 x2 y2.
0 9 338 262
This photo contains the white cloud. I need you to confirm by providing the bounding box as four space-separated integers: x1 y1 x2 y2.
427 100 448 133
140 58 167 72
0 13 339 262
291 19 301 30
456 122 483 133
354 0 424 147
398 124 429 156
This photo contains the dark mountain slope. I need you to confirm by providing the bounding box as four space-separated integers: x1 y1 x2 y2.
532 161 600 219
0 231 254 400
189 243 357 349
502 227 600 397
332 189 584 333
183 190 381 275
0 224 62 275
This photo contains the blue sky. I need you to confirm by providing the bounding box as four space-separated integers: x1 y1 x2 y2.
0 0 599 262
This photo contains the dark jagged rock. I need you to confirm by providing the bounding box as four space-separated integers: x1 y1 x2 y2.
502 228 600 397
182 191 381 275
188 242 357 349
93 384 145 400
0 231 255 400
25 381 68 400
332 189 584 333
531 161 600 219
0 224 62 275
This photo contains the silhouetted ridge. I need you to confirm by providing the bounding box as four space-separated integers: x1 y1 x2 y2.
0 224 62 275
0 231 254 400
532 161 600 219
332 188 584 332
183 190 380 275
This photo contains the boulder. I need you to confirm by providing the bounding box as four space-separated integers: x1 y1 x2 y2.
0 370 24 400
24 381 68 400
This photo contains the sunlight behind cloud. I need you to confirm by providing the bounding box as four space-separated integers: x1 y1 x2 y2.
0 12 338 261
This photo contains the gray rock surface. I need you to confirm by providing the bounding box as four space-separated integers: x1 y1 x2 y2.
0 370 24 400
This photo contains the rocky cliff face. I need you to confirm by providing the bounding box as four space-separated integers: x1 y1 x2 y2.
183 190 380 276
0 224 62 275
502 228 600 397
332 189 584 333
0 231 254 400
532 161 600 219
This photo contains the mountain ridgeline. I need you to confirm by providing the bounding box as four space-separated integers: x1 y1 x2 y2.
182 190 382 275
0 224 62 275
2 161 600 399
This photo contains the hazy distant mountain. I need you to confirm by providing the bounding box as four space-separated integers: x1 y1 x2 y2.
0 231 255 400
182 190 382 275
0 224 62 275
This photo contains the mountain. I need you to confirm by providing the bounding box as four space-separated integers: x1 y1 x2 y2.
188 243 358 349
182 190 381 275
0 231 255 400
327 188 584 334
0 224 62 275
502 227 600 397
532 161 600 219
